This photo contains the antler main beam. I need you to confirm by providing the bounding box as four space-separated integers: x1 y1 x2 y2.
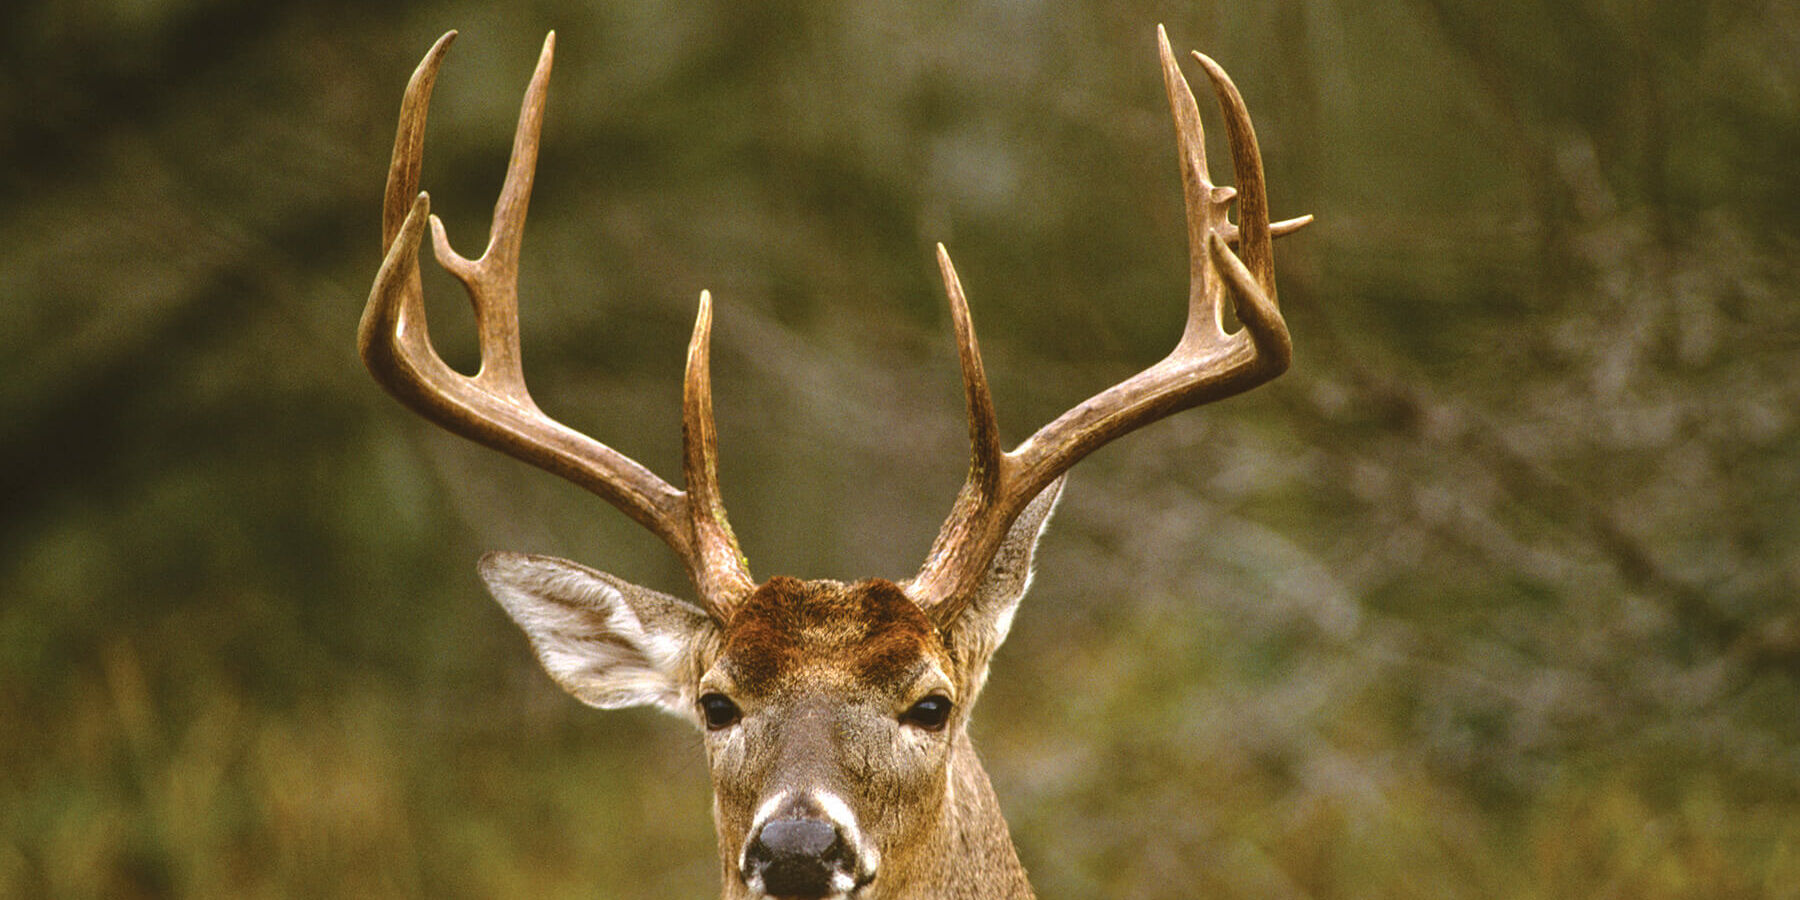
906 26 1313 621
361 31 755 615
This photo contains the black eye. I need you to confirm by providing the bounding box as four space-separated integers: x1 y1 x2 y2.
901 695 953 731
699 693 741 730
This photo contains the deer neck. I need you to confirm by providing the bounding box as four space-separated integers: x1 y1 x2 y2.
869 731 1035 900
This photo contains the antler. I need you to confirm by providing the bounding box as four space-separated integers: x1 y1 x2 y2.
906 26 1314 622
360 32 755 617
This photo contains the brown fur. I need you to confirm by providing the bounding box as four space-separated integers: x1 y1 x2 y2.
703 576 1033 899
722 577 944 693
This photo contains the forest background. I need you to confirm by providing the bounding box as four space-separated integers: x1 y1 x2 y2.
3 0 1797 896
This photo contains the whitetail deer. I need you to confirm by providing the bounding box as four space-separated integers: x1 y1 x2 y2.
363 25 1309 900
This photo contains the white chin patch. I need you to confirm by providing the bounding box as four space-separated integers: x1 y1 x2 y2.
742 871 857 899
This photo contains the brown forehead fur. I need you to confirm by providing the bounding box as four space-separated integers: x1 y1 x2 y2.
721 576 945 693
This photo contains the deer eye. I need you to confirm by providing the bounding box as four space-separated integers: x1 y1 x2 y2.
699 693 741 730
900 695 952 731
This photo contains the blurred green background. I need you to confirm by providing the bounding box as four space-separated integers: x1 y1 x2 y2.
4 0 1797 897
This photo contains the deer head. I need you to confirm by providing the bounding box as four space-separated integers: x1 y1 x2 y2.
362 25 1309 900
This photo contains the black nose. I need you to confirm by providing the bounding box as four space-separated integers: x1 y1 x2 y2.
744 817 854 897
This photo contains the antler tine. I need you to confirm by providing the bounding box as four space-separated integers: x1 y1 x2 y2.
907 27 1311 619
1159 24 1230 347
938 245 1004 495
425 31 558 402
683 291 756 604
908 245 1007 601
381 31 455 251
1193 50 1273 301
362 33 754 617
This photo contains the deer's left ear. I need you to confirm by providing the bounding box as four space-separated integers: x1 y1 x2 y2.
943 477 1064 668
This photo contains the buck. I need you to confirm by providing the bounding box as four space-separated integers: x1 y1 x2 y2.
363 25 1309 900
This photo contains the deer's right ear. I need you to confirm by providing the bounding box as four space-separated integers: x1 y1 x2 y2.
479 552 718 717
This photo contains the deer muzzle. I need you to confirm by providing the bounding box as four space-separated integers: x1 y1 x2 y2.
740 792 873 898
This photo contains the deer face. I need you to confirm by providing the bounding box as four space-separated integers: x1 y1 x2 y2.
478 483 1061 899
702 578 955 897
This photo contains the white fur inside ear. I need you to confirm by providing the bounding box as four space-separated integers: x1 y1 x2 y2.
479 552 712 715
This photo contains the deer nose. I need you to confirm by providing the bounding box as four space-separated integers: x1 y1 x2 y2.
744 816 856 897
